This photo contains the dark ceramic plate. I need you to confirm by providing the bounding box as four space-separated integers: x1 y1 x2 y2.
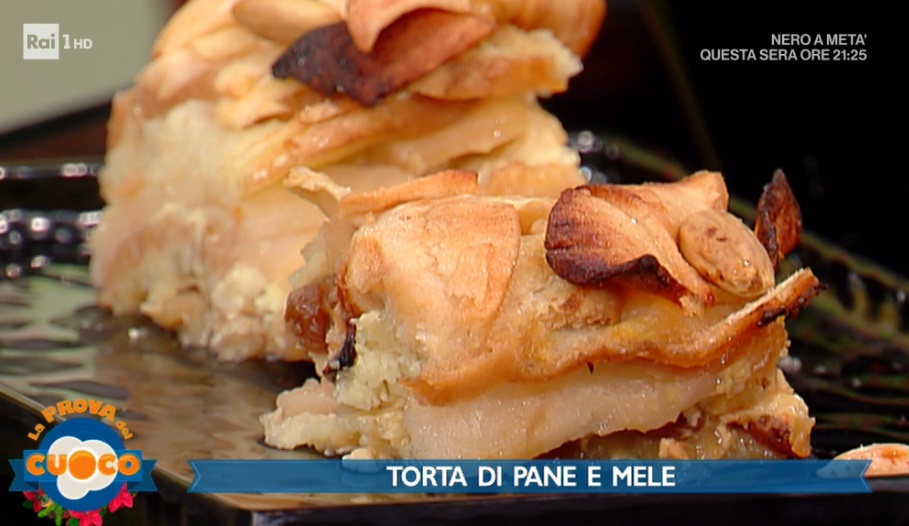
2 136 909 526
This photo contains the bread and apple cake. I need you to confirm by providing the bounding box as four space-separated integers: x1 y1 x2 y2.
89 0 605 360
90 0 827 463
261 169 822 460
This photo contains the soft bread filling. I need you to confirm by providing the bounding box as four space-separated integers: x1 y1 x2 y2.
262 311 811 459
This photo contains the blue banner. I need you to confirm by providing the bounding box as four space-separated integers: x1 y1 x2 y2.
187 460 870 494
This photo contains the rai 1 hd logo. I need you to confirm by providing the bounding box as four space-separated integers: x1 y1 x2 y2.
8 398 156 525
22 23 93 60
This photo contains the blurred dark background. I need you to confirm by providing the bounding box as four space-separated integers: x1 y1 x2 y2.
544 0 903 274
1 0 904 274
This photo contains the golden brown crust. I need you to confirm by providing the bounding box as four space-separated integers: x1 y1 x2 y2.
347 0 472 51
280 95 470 168
339 194 521 321
339 169 479 216
272 9 495 105
755 169 803 268
409 25 581 100
232 0 342 44
501 0 606 57
480 162 586 199
346 0 606 57
311 172 822 404
152 0 238 58
545 185 703 307
544 173 729 312
505 268 822 382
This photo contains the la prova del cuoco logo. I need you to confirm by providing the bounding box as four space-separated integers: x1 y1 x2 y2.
8 398 157 522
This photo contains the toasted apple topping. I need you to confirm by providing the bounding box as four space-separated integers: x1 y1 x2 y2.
272 9 494 105
544 173 729 312
755 170 803 268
